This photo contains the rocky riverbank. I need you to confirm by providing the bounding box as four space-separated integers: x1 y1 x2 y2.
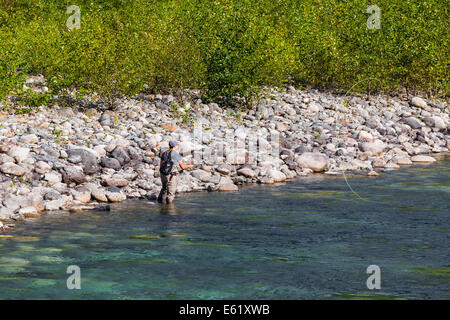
0 78 448 231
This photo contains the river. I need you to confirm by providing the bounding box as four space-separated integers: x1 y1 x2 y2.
0 158 448 299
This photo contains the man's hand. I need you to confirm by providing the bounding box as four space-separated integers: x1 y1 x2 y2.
179 161 194 171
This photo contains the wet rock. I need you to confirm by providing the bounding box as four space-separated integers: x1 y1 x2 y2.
218 183 239 192
17 206 40 218
393 156 412 165
0 207 13 221
410 155 436 163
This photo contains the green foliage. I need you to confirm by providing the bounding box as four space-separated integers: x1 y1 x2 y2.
0 0 448 105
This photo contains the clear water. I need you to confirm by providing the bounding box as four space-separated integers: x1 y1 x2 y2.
0 158 449 300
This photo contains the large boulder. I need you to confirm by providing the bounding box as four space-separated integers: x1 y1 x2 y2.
359 139 386 156
424 116 446 130
105 190 127 202
268 169 287 182
410 97 428 109
403 117 424 129
237 167 256 179
100 157 121 170
61 166 87 185
103 176 129 187
295 152 328 172
0 162 26 176
67 148 100 175
7 147 30 163
218 183 239 192
111 147 130 166
191 169 212 182
411 155 436 163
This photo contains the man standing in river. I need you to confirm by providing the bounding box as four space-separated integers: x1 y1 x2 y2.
158 140 193 204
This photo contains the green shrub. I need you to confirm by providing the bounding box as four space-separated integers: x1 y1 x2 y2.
0 0 448 105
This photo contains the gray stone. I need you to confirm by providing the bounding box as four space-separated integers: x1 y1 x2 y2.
44 190 62 201
61 166 87 185
111 147 130 166
100 157 121 170
1 162 26 176
403 117 423 129
67 148 100 175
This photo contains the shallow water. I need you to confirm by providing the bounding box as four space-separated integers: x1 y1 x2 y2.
0 158 449 299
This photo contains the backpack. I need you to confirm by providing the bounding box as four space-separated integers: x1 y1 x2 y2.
160 149 174 175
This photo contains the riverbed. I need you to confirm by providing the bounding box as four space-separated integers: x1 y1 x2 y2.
0 159 448 299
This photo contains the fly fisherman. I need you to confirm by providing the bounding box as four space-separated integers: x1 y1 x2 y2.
158 140 193 204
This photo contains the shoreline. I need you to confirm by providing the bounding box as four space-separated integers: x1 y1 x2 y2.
0 82 449 231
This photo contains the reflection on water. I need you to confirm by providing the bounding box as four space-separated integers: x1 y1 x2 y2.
0 158 449 299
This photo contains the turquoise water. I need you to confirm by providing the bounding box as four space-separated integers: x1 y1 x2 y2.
0 159 449 299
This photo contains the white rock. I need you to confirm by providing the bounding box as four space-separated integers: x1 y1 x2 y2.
411 97 428 109
44 172 62 185
218 183 239 192
0 162 26 176
268 169 286 182
295 152 328 172
106 191 127 202
360 140 386 156
358 131 374 142
411 155 436 163
8 146 30 162
20 134 39 144
237 167 256 178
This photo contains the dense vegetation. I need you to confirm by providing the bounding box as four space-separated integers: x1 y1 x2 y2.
0 0 448 105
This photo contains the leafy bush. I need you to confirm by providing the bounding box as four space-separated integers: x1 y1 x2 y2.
0 0 448 105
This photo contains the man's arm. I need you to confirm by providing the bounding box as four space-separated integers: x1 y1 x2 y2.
179 161 193 171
